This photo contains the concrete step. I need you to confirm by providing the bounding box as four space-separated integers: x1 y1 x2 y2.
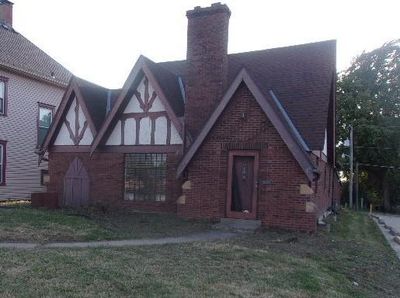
213 218 261 233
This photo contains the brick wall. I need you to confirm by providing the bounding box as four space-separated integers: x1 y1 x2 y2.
310 154 342 219
185 3 230 138
178 83 318 232
47 151 181 213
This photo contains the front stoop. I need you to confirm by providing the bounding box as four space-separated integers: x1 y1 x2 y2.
213 218 261 233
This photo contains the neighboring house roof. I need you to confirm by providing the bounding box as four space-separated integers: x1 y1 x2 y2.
177 68 317 181
0 24 71 86
159 40 336 150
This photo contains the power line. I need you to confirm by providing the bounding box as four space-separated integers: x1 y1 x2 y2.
358 163 400 171
355 146 396 150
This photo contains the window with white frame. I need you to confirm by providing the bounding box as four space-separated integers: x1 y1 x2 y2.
0 79 6 116
0 141 6 185
38 104 54 146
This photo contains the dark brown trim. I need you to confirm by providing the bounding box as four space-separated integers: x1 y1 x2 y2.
49 145 182 154
135 118 140 145
91 56 184 154
90 57 146 153
141 63 183 136
166 118 171 145
150 117 156 145
226 150 259 219
41 76 98 152
176 68 316 181
0 76 9 117
41 77 75 151
40 169 49 186
37 102 55 147
72 80 97 136
0 140 7 186
120 119 125 145
101 145 181 153
120 111 168 121
49 145 91 153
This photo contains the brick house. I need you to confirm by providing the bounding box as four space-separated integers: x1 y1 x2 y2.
39 3 340 232
0 0 71 199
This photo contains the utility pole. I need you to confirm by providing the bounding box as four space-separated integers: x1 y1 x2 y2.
349 125 354 209
355 162 359 210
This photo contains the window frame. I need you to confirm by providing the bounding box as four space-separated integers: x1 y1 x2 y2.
124 153 167 202
0 140 7 186
37 102 55 147
40 169 49 186
0 76 9 117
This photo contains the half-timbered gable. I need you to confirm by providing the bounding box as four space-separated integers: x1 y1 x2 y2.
54 96 94 146
105 76 182 146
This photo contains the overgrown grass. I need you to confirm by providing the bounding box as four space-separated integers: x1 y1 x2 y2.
0 209 399 297
0 203 211 242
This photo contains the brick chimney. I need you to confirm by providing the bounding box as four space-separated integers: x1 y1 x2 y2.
0 0 13 27
185 3 231 139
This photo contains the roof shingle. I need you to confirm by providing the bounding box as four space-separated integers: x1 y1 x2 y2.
0 25 71 86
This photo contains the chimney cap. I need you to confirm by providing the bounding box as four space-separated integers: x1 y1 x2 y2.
0 0 13 5
187 2 231 18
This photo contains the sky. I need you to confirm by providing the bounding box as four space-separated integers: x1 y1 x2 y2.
10 0 400 89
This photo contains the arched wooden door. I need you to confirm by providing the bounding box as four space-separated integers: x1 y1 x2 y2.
63 157 90 207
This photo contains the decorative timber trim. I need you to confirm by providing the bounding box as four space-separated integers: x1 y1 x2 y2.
50 145 181 154
40 76 97 152
90 56 183 154
100 145 181 153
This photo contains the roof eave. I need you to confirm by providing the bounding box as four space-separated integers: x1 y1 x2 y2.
0 63 69 88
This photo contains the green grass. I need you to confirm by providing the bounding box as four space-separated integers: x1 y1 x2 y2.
0 209 399 297
0 203 211 242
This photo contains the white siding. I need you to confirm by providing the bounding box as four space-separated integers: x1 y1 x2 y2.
124 118 136 145
0 69 65 199
139 117 151 144
106 120 122 145
155 116 167 144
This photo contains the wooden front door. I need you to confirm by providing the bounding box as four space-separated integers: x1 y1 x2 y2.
226 151 259 219
63 157 90 207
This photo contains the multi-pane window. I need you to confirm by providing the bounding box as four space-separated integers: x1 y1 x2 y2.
124 153 167 201
0 141 6 185
38 104 54 146
0 79 6 116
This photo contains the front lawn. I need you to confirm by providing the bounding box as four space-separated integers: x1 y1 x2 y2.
0 202 211 242
0 209 399 297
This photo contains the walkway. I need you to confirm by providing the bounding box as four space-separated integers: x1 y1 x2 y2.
0 231 236 249
373 213 400 260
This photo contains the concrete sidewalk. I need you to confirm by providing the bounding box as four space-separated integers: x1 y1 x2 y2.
0 231 236 250
372 214 400 260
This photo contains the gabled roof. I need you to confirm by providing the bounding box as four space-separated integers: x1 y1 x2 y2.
159 40 336 150
75 78 120 131
0 24 71 86
90 55 184 153
41 77 100 151
177 68 317 181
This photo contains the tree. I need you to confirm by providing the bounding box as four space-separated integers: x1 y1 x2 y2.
337 40 400 211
